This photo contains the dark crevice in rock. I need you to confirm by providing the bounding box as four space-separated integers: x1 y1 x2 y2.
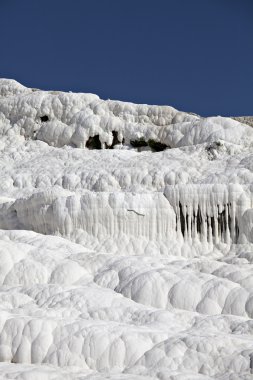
130 138 169 151
130 139 148 148
86 132 124 150
86 135 102 149
112 131 121 146
148 140 168 152
40 115 49 123
235 218 239 243
196 207 202 234
105 131 123 149
40 115 49 122
179 202 185 236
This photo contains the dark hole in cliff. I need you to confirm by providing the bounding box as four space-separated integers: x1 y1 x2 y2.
112 131 121 146
86 135 102 149
130 138 168 151
40 115 49 122
130 139 148 148
148 140 168 152
106 131 123 149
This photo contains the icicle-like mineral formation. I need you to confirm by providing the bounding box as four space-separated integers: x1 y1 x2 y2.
165 184 253 244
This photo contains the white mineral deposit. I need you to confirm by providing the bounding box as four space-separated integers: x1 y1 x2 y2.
0 78 252 379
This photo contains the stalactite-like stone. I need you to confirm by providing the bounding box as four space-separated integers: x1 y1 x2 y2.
164 184 253 244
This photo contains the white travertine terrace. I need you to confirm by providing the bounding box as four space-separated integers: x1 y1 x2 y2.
0 78 252 379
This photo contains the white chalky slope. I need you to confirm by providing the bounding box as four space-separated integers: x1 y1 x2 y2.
0 79 252 379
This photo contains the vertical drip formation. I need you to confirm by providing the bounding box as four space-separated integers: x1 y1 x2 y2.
164 184 251 244
0 186 252 248
5 191 177 244
177 201 239 243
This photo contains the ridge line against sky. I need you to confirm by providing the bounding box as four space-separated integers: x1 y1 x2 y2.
0 0 252 116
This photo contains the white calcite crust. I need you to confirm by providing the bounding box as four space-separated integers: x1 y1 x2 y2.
0 79 252 379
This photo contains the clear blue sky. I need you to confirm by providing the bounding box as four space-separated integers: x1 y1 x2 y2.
1 0 252 116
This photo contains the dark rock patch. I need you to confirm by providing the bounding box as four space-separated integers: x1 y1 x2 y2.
40 115 49 122
86 135 102 149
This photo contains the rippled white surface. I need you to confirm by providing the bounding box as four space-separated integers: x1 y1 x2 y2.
0 79 252 379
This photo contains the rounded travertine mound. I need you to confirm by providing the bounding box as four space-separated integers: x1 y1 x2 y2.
0 79 253 379
1 79 253 151
0 79 30 98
